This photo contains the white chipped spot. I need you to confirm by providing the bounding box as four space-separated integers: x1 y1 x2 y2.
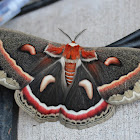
108 91 140 105
64 58 78 63
68 43 78 47
0 70 20 90
108 80 140 105
0 78 19 89
40 75 55 92
79 79 93 99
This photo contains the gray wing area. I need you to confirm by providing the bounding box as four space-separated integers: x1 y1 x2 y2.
0 28 63 89
83 47 140 105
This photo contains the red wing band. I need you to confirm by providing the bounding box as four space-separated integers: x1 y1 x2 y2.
98 63 140 100
22 85 108 120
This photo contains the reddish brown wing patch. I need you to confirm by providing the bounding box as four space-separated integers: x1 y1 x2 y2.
104 57 121 66
21 44 36 55
81 49 97 59
45 44 64 55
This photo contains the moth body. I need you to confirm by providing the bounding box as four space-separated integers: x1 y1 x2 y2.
63 42 80 85
65 62 76 85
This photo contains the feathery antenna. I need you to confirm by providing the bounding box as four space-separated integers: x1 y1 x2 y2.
58 28 87 42
74 29 87 42
58 28 72 42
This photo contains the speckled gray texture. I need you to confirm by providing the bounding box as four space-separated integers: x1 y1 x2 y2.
81 47 140 101
0 28 62 88
2 0 140 139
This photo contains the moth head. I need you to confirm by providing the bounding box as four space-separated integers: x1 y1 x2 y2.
58 28 87 47
68 41 78 47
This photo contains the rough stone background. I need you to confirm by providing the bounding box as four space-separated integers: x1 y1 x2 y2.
2 0 140 139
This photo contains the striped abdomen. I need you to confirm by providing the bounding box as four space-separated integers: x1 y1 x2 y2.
65 62 76 85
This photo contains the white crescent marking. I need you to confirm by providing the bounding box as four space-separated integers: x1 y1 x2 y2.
40 75 55 92
79 79 93 99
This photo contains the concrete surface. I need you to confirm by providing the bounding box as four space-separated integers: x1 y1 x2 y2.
2 0 140 139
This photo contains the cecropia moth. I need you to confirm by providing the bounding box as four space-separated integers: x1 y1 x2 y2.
0 28 140 129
